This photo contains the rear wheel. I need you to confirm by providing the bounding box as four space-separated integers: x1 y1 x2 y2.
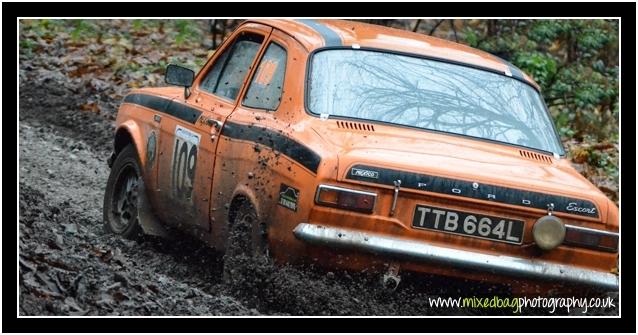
222 200 269 282
103 144 144 240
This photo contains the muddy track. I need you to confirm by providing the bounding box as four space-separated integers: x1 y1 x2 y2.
19 82 254 315
18 81 616 316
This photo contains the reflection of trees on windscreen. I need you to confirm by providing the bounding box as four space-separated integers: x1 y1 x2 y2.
309 50 562 154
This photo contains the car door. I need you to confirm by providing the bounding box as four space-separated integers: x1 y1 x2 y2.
208 29 312 247
155 25 272 233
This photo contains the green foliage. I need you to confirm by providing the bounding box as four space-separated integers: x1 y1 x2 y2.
71 19 97 42
19 38 37 56
513 52 557 87
132 19 144 31
174 20 201 45
462 19 619 143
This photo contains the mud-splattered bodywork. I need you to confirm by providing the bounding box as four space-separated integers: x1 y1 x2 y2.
110 19 619 293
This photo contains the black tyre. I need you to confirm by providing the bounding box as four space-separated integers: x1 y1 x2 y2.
222 200 269 282
103 144 144 240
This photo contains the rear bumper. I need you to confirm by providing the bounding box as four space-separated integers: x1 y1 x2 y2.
293 223 618 291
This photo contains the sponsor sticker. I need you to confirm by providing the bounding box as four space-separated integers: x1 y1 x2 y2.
175 125 201 145
351 167 379 179
278 184 299 212
253 60 279 86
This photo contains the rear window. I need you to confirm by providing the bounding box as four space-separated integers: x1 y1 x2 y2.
308 49 564 155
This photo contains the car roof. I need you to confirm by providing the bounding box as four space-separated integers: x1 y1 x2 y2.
245 19 539 90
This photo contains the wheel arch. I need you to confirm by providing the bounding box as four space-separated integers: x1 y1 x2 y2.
109 122 168 238
228 184 262 225
113 120 147 168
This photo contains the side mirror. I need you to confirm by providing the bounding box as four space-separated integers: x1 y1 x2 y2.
165 64 194 99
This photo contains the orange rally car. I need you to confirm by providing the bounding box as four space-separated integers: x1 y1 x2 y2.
103 19 619 293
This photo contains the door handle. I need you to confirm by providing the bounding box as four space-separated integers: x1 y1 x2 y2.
206 118 223 130
153 114 161 123
206 118 223 141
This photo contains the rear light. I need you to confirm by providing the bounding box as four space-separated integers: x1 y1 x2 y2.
315 184 377 213
564 225 619 252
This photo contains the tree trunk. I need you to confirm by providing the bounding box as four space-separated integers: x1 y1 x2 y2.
220 19 227 44
567 31 577 63
429 19 445 36
449 19 458 42
210 19 217 50
487 20 496 36
412 19 422 32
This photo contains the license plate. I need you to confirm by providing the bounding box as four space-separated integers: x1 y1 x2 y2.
412 205 525 245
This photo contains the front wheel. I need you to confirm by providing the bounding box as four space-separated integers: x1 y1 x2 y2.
103 144 144 240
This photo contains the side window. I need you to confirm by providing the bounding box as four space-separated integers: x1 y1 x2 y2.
242 43 287 111
199 33 264 100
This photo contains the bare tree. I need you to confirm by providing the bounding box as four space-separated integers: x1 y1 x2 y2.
449 19 458 42
429 20 445 35
209 19 217 49
412 19 422 32
326 57 542 146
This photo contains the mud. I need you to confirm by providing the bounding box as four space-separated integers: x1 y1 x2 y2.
18 78 618 316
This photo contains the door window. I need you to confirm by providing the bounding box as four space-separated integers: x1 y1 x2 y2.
242 42 287 111
199 33 264 101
